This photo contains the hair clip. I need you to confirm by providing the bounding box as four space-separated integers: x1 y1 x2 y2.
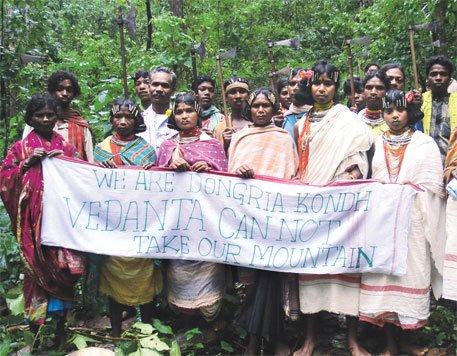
111 104 120 116
382 96 407 109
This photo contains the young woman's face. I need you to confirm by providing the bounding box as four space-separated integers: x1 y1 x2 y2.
288 73 302 96
383 105 409 134
30 105 57 136
279 86 291 109
174 102 199 131
311 73 336 105
251 93 274 127
112 106 136 137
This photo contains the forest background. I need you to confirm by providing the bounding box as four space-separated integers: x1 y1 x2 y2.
0 0 456 355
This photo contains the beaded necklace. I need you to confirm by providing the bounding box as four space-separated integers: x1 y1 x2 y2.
382 129 412 182
110 133 136 146
361 109 385 127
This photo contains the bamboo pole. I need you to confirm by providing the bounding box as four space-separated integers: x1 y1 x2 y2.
216 55 231 129
408 26 420 91
345 42 356 108
117 8 129 98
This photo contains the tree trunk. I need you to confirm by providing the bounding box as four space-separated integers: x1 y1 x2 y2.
432 0 448 55
145 0 153 50
169 0 183 18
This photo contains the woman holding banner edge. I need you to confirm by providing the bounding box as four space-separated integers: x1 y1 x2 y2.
94 98 163 337
293 60 372 356
228 87 298 355
359 89 446 355
0 93 86 346
156 92 228 328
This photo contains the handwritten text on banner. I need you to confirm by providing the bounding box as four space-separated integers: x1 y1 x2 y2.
41 158 417 275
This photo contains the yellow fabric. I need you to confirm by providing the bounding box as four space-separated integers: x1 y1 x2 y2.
98 136 112 151
421 91 457 135
97 139 163 305
369 122 389 139
99 256 163 305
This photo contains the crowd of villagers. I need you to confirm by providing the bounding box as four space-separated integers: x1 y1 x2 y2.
1 53 457 356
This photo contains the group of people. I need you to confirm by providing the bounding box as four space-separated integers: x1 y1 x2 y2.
1 53 457 356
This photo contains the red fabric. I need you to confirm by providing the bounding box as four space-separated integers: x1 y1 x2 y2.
65 109 91 161
109 141 124 166
0 131 86 324
157 137 228 172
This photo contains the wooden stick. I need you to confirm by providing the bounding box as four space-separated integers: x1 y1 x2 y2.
408 27 420 91
117 8 129 98
191 52 198 82
216 55 231 129
267 42 277 93
345 42 356 108
1 0 8 157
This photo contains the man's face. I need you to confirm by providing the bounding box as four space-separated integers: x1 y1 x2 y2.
427 64 450 96
364 77 386 110
135 77 151 105
196 81 215 109
53 79 74 108
226 86 249 110
149 72 173 106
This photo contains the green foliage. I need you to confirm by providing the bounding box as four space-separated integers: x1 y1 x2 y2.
5 286 24 316
115 321 175 355
423 305 457 347
2 0 456 148
70 334 98 350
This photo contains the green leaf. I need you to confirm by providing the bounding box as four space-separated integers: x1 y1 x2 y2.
128 349 161 356
115 347 125 356
23 330 35 347
6 292 24 315
152 319 173 335
116 340 137 355
184 328 201 341
70 334 97 350
132 322 155 335
139 335 170 351
0 336 12 356
220 340 235 353
169 340 181 356
194 342 204 349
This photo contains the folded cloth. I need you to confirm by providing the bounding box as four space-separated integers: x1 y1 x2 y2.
447 178 457 199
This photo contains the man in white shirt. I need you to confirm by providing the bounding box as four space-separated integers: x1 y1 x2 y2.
138 66 178 150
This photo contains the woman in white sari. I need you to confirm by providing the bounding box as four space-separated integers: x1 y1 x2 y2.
359 89 446 356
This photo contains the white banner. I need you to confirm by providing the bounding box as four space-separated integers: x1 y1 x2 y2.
41 158 418 275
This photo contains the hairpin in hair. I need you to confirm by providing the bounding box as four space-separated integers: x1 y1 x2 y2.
312 70 339 83
111 104 121 116
382 96 407 109
267 92 277 106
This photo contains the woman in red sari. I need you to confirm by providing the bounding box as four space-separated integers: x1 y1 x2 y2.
0 93 85 345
